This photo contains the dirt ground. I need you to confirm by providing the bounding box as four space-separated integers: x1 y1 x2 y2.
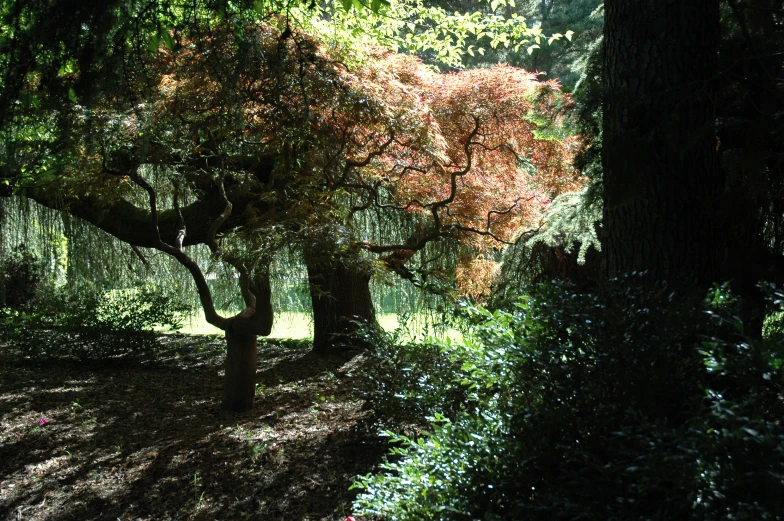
0 336 388 521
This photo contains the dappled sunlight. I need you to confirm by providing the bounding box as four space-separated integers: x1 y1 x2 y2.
0 337 387 520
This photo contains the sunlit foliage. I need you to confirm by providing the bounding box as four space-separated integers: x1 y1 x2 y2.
5 17 581 302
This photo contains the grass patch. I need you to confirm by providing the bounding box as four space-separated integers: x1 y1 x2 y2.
178 312 462 342
178 311 314 337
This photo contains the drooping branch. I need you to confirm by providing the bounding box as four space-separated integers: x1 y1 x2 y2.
353 118 491 255
201 176 274 337
130 245 151 269
128 172 229 331
335 136 396 186
445 196 540 245
0 180 259 249
206 177 257 311
172 179 187 250
428 116 482 227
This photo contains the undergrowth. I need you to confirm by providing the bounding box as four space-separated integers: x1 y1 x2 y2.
353 276 784 521
0 284 189 360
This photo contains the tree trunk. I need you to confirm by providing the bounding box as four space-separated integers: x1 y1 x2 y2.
222 326 258 411
602 0 722 287
221 269 274 412
307 260 378 354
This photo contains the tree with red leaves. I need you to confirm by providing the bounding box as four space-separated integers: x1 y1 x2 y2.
2 21 580 410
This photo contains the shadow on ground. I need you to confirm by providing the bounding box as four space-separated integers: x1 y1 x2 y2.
0 336 387 521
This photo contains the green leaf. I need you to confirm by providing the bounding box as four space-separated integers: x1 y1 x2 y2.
148 33 161 53
68 88 78 103
370 0 384 13
477 47 485 56
565 30 574 41
527 44 540 55
341 0 352 11
22 93 41 109
162 31 175 51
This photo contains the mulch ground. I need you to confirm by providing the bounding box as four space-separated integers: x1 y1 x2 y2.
0 336 388 521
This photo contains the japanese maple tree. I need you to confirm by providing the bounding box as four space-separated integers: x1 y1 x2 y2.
1 20 581 409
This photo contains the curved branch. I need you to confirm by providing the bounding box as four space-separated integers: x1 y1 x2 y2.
206 177 257 310
129 173 229 331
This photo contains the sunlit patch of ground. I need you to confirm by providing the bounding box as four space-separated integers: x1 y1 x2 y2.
0 336 387 520
178 311 462 343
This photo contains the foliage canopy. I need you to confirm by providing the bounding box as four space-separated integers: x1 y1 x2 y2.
2 9 581 322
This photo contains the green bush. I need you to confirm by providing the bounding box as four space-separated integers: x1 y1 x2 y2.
355 333 467 426
352 277 784 521
1 284 189 360
0 245 43 310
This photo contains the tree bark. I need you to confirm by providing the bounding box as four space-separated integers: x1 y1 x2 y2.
221 269 274 411
0 182 266 250
602 0 722 288
306 260 378 354
222 326 258 411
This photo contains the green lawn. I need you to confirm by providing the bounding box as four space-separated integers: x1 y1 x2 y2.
178 311 462 342
178 311 317 337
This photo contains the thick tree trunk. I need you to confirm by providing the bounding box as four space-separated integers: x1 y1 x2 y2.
222 327 258 411
306 260 378 354
602 0 722 287
221 270 274 412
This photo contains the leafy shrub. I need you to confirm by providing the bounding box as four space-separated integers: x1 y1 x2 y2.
355 332 467 426
352 277 784 521
0 245 43 310
1 284 189 360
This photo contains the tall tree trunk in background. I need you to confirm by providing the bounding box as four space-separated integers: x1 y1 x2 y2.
221 269 274 411
602 0 723 287
306 259 378 354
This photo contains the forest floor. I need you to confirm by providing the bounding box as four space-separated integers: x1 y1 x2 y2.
0 336 389 521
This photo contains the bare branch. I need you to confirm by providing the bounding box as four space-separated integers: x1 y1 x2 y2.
129 172 229 331
130 245 151 269
172 178 186 250
207 177 256 311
